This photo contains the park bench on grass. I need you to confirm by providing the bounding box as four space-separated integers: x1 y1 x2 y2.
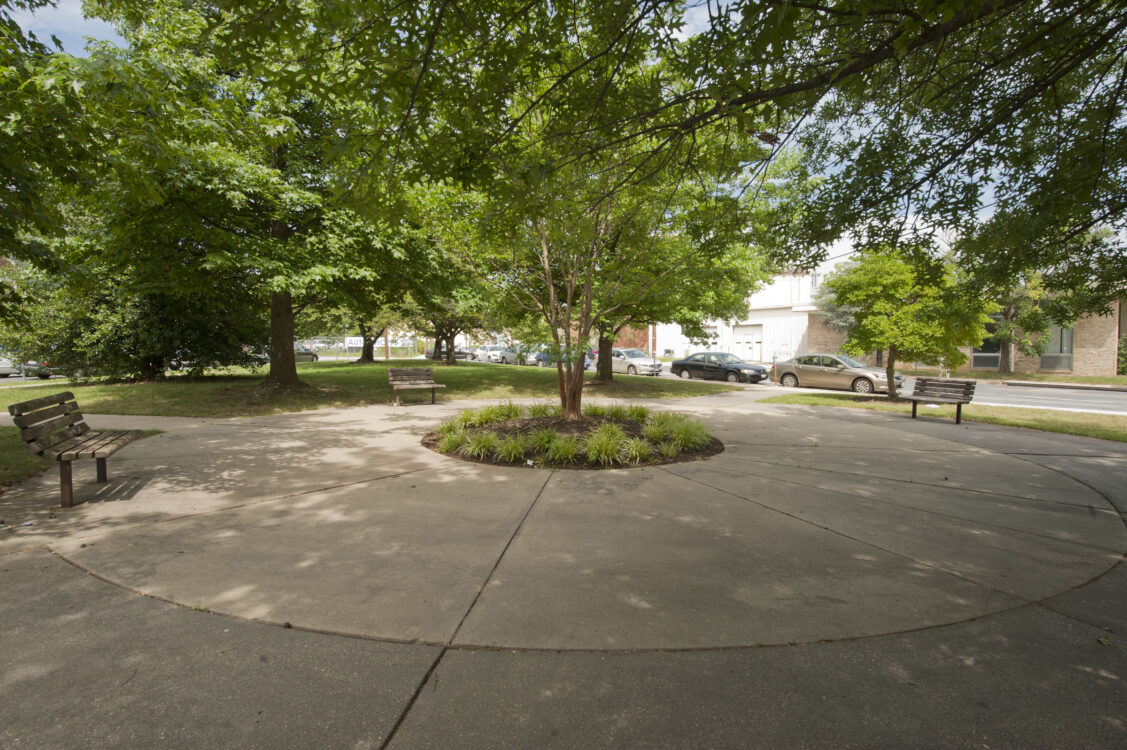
907 377 976 425
388 367 445 406
8 391 141 508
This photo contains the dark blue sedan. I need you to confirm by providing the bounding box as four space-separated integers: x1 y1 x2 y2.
671 352 768 383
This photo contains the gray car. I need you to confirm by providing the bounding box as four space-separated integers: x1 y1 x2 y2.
611 348 662 376
772 353 903 394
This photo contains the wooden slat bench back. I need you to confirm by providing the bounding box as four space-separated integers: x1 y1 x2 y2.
387 367 446 405
8 391 142 507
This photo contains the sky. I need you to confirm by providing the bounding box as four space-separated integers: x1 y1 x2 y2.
10 0 125 54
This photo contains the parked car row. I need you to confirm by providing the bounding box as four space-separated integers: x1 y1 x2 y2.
0 356 54 379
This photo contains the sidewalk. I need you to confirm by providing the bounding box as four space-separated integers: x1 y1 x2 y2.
2 394 1125 747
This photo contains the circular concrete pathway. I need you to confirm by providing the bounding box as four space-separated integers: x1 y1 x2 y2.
5 394 1124 652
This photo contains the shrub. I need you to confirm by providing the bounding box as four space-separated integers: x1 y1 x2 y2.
669 419 710 451
584 404 607 418
626 404 650 423
544 435 581 463
526 402 554 418
438 430 468 453
437 419 464 437
494 434 529 463
462 432 499 459
605 404 630 422
497 401 524 421
658 441 680 458
643 422 669 442
584 423 626 466
1119 335 1127 375
530 428 557 452
621 437 652 464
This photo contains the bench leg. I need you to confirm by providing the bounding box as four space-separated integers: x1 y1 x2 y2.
97 457 108 483
911 400 918 419
431 387 436 404
60 461 73 508
955 403 962 425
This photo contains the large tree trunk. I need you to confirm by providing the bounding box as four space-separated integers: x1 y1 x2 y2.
998 340 1014 375
558 357 585 419
593 333 614 383
265 289 302 390
886 343 899 399
357 322 381 363
139 355 164 381
444 332 457 366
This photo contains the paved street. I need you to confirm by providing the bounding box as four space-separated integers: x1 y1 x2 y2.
2 393 1125 748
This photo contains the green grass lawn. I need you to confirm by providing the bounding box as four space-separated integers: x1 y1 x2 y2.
0 360 736 419
0 426 51 487
761 392 1127 443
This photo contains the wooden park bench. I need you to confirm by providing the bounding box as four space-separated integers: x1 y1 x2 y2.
388 367 445 406
907 377 976 425
8 392 141 507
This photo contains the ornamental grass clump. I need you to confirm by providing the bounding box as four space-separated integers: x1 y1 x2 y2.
526 402 554 418
544 435 581 464
437 419 465 438
438 430 468 454
658 441 680 458
584 404 608 418
621 437 653 464
530 428 557 452
462 431 500 459
494 434 529 463
626 404 650 423
669 419 710 451
584 423 626 466
605 404 631 422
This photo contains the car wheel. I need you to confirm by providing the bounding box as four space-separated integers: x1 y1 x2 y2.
726 372 739 383
852 377 874 394
678 369 691 379
780 373 799 388
37 372 51 379
537 359 545 367
627 365 637 375
312 355 319 362
0 374 9 378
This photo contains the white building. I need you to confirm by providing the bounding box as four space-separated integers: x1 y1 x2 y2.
655 267 839 364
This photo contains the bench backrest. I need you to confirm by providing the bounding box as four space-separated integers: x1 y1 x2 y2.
7 391 90 456
388 367 437 385
912 377 976 399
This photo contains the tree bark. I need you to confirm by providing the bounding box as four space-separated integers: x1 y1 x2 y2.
444 332 457 366
998 340 1014 375
265 289 302 390
139 355 164 381
593 333 614 383
357 322 381 363
886 342 899 399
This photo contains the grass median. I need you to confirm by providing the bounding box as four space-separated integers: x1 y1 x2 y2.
0 359 736 419
760 392 1127 443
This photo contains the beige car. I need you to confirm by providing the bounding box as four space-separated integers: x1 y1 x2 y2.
772 353 904 394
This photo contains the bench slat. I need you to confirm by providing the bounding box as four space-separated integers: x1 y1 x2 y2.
19 409 87 441
49 430 141 461
26 424 90 455
11 401 82 428
8 391 75 417
391 383 447 390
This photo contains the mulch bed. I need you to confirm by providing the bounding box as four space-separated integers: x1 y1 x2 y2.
422 416 725 470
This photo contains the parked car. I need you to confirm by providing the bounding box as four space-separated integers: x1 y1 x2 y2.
671 352 768 383
294 345 319 362
772 353 904 394
492 346 520 364
0 356 18 377
425 345 470 360
611 348 662 376
21 360 54 379
527 349 595 369
470 345 503 361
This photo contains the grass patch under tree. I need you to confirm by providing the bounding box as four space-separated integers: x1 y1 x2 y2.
0 359 736 419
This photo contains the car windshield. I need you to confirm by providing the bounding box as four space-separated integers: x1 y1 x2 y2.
836 355 867 368
622 349 647 358
716 353 743 364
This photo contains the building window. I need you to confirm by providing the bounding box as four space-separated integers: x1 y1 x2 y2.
1040 325 1073 370
972 320 1001 369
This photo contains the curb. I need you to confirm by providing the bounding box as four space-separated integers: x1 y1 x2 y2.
1002 380 1127 393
